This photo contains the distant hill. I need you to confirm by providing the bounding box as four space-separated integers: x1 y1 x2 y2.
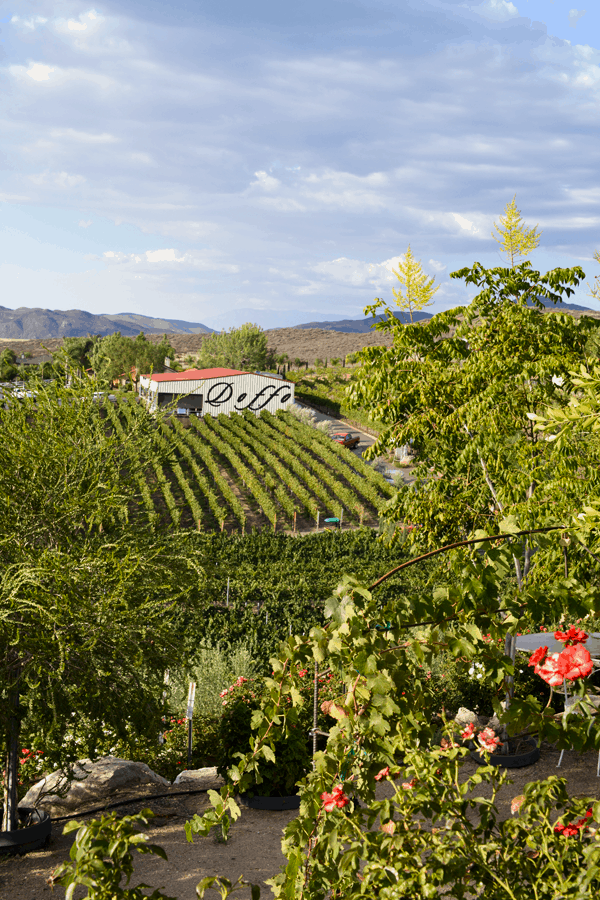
293 300 599 333
293 311 433 332
0 307 214 339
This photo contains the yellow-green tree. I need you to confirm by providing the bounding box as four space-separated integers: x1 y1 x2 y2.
492 195 541 266
387 245 440 323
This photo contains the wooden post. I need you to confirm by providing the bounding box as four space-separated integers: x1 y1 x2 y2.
312 662 319 766
340 507 344 528
316 510 320 531
220 520 224 532
226 576 230 606
359 506 364 526
273 515 277 533
293 511 297 533
197 519 201 531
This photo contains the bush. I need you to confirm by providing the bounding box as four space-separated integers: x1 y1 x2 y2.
169 642 256 718
217 669 341 796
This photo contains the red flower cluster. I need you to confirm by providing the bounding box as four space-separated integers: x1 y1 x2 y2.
554 809 593 837
554 627 589 646
298 669 308 678
321 783 349 812
478 727 502 753
374 766 390 781
19 748 43 765
529 638 593 686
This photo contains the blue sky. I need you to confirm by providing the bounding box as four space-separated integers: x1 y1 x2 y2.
1 0 599 328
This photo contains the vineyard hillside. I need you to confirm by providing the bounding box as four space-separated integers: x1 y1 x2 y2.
108 404 394 533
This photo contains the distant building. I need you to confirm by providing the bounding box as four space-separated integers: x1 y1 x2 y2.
138 367 294 417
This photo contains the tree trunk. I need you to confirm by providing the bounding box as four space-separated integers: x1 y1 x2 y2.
2 683 20 832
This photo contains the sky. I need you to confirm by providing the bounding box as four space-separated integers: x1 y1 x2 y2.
1 0 600 329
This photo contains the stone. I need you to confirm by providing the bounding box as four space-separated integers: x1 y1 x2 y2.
173 767 224 788
453 707 481 728
19 756 170 816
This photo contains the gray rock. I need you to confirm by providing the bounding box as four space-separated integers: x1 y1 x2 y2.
453 707 481 728
19 756 170 816
173 767 224 788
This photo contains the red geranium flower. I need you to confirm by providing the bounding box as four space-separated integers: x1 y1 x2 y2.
321 783 349 812
557 644 593 681
374 766 390 781
528 646 548 667
535 652 563 687
554 627 588 646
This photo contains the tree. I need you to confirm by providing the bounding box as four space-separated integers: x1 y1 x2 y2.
492 195 541 266
0 380 203 831
88 332 175 386
0 349 18 382
349 261 600 570
194 323 270 371
61 335 98 373
367 245 440 325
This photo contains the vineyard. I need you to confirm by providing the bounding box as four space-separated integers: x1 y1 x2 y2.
107 403 394 532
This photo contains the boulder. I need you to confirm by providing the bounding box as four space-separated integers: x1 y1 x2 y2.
173 767 224 788
19 756 170 816
453 707 481 728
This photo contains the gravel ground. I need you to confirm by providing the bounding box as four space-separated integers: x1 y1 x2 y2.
2 746 599 900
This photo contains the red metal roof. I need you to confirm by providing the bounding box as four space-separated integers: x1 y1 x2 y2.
144 367 246 383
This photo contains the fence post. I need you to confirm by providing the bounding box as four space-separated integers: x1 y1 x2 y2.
293 511 297 533
186 681 196 767
316 511 320 532
313 662 319 766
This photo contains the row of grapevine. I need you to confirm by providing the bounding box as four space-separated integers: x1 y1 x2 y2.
247 413 364 520
268 411 388 512
286 411 395 497
216 413 317 519
189 417 279 526
164 422 230 529
105 401 159 525
236 412 344 517
177 424 246 528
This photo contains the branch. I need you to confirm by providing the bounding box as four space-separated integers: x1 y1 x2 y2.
368 525 565 591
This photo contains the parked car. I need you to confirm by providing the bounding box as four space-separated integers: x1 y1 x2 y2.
332 432 360 449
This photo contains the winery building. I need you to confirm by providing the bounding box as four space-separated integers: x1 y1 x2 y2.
138 368 295 417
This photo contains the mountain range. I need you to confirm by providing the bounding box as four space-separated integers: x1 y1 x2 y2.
0 300 596 340
0 307 214 339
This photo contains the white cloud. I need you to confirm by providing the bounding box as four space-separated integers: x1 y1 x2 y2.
26 63 55 82
429 259 447 272
11 16 48 31
79 220 93 228
145 249 184 263
569 10 586 29
29 171 85 188
250 171 281 191
476 0 519 21
452 213 481 235
50 129 118 144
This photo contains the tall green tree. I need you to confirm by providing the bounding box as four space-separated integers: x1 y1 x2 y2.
0 380 203 831
492 195 542 266
350 261 600 560
194 323 270 371
88 332 175 385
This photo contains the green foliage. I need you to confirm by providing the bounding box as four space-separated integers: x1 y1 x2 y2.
89 332 175 385
62 335 98 372
51 810 175 900
184 537 600 899
194 323 270 371
169 642 256 718
492 195 542 267
350 261 599 559
0 347 18 381
0 380 204 828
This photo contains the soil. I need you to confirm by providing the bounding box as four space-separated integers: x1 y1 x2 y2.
2 746 599 900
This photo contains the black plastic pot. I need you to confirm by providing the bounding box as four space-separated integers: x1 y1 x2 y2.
469 736 540 769
238 792 300 810
0 807 52 855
